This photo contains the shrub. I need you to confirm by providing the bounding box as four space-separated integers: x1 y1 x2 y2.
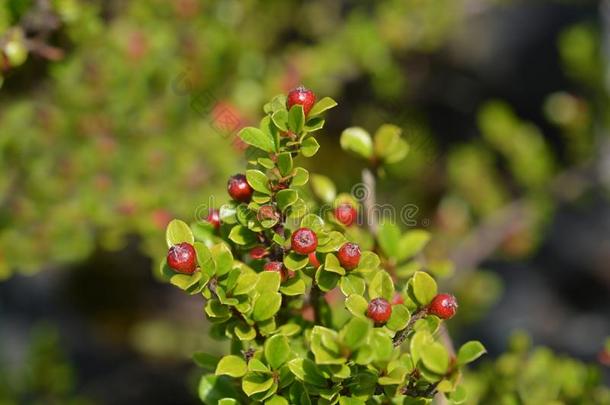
161 90 485 404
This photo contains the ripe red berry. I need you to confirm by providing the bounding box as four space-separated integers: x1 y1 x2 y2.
263 261 289 282
428 293 458 320
391 292 404 305
286 86 316 116
227 174 254 203
367 298 392 325
167 242 197 274
206 209 220 230
308 252 320 268
337 242 361 270
334 203 357 227
249 246 268 260
291 228 318 255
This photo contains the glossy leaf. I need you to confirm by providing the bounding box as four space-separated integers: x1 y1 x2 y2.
238 127 276 152
166 219 194 247
340 127 373 159
216 355 248 378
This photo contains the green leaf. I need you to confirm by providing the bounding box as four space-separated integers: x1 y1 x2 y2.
233 272 258 295
457 341 486 365
355 251 380 273
449 385 467 404
309 97 337 117
238 126 276 152
265 334 291 370
249 358 270 373
386 304 411 332
310 174 336 204
265 396 289 405
315 267 341 292
411 271 437 306
228 225 257 245
397 230 431 261
291 167 309 186
301 137 320 157
339 274 366 296
198 374 240 405
193 352 220 371
253 292 282 321
420 342 450 375
378 366 408 385
317 231 347 253
324 254 345 275
374 124 402 157
216 355 248 378
166 219 194 247
385 138 409 164
280 276 306 296
194 242 214 276
235 323 257 341
410 331 433 365
258 157 276 169
271 110 288 132
300 214 325 233
311 327 344 365
340 127 373 159
242 373 275 397
211 243 233 276
345 294 368 318
287 358 327 387
340 317 371 351
370 330 393 362
377 222 401 259
257 271 281 293
339 397 366 405
368 271 394 300
276 189 298 211
288 105 305 133
277 152 293 176
219 399 238 405
283 251 309 271
305 117 325 132
246 170 271 195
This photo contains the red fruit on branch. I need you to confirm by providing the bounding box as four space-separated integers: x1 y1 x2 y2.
334 203 357 227
367 297 392 325
206 209 220 230
428 293 458 320
391 292 404 305
291 228 318 255
286 86 316 116
249 246 268 260
263 261 289 282
227 174 253 202
337 242 361 270
167 242 197 274
309 252 320 268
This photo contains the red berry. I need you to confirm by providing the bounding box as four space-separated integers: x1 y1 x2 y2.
334 203 357 227
337 242 361 270
249 246 268 260
227 174 253 203
167 242 197 274
286 86 316 116
206 209 220 230
428 293 458 320
291 228 318 255
391 292 404 305
366 298 392 325
263 261 289 282
308 252 320 268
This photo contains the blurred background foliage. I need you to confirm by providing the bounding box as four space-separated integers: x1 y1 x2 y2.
1 0 609 404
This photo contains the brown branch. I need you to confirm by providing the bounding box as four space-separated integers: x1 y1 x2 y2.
362 168 378 235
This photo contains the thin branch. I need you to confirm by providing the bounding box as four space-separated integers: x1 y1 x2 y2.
362 168 378 235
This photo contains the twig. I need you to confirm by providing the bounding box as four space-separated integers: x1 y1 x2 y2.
362 168 378 235
392 307 428 347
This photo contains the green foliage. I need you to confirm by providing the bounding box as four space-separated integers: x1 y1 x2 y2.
463 333 610 405
161 94 484 403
